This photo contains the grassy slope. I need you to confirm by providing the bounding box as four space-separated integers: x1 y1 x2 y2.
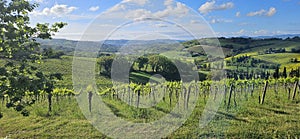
218 39 300 71
0 98 106 138
1 55 300 138
253 53 300 70
1 84 300 138
184 38 300 72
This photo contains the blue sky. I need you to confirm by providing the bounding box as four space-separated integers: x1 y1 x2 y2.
28 0 300 40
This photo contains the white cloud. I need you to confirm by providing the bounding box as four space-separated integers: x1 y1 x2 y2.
190 20 200 24
123 2 189 21
89 6 99 12
173 2 189 16
122 0 149 6
125 9 152 20
154 2 189 18
247 7 276 17
27 0 44 3
236 12 240 17
155 23 168 28
198 1 234 14
238 22 256 26
237 29 245 35
105 1 188 20
254 29 268 35
47 4 77 16
164 0 173 7
266 7 276 16
153 7 171 18
210 18 232 24
124 2 189 21
31 4 77 17
106 4 126 13
247 9 266 16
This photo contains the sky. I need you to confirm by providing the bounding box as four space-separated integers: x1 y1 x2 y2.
28 0 300 41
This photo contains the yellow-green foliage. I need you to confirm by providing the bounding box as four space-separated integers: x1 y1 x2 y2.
253 53 300 70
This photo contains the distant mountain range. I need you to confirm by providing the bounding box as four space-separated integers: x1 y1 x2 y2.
40 34 300 45
36 38 185 54
251 34 300 39
37 39 184 46
36 34 300 55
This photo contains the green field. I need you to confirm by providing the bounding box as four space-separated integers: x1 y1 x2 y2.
253 53 300 70
1 78 300 138
1 37 300 138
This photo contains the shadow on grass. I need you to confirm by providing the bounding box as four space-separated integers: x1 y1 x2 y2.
198 133 225 138
152 106 170 114
216 111 248 123
103 102 125 118
258 107 290 115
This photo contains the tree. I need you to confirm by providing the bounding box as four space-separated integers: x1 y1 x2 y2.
0 0 66 116
136 56 148 71
147 55 180 80
148 55 160 72
273 66 280 79
42 48 64 59
148 55 171 73
282 67 287 78
98 56 114 76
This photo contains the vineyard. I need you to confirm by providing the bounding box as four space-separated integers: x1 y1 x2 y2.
99 77 300 110
1 0 300 137
0 52 300 138
1 76 300 138
94 77 300 138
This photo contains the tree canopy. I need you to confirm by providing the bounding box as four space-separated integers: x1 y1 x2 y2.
0 0 66 116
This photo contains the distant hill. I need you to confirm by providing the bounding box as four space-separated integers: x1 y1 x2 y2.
183 36 300 57
37 36 300 58
252 34 300 39
37 39 184 55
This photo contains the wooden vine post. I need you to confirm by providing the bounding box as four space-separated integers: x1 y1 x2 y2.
182 86 187 109
227 84 234 110
187 85 192 109
48 93 52 112
288 87 291 100
260 81 269 104
137 90 141 108
292 80 299 100
88 91 93 113
223 85 227 106
86 85 94 113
